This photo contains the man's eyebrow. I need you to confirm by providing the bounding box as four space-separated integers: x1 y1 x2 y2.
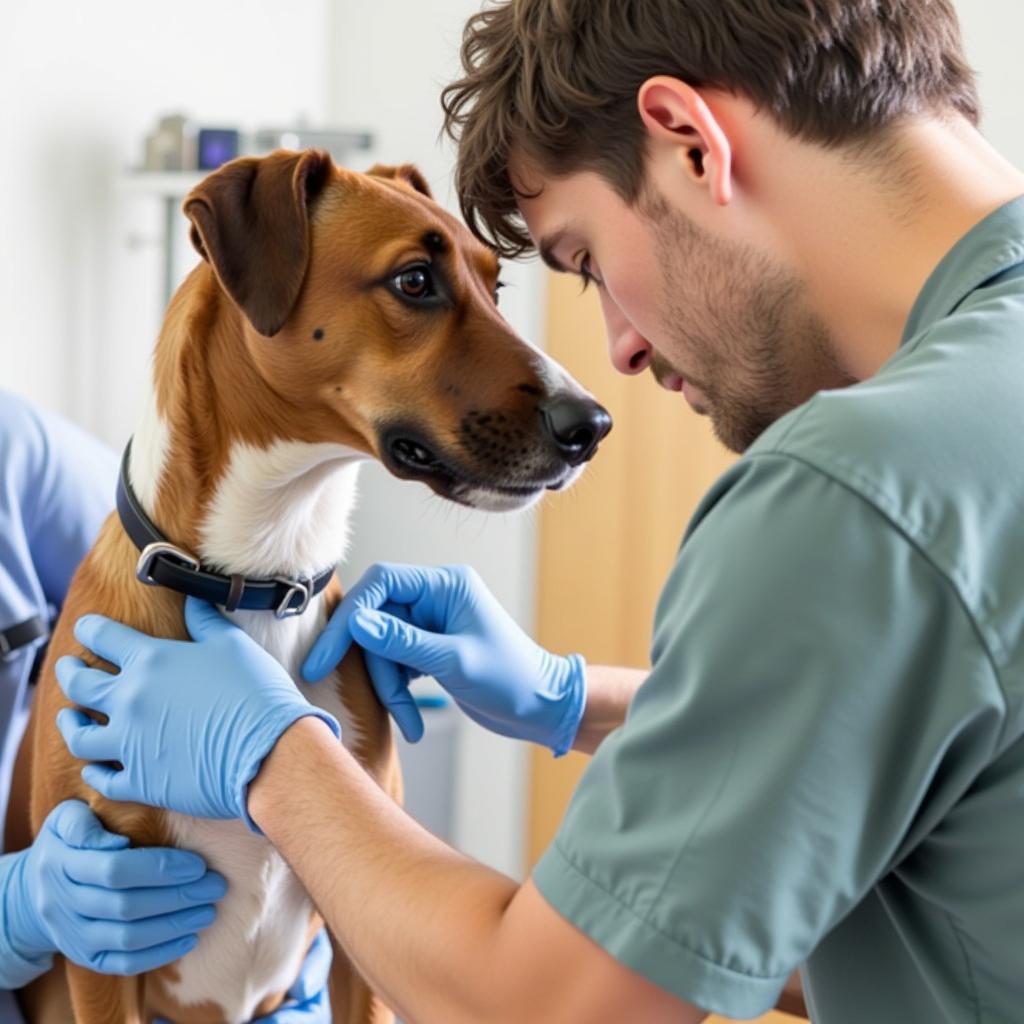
539 230 570 274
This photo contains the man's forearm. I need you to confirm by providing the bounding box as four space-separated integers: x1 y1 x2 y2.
248 718 524 1024
572 665 648 754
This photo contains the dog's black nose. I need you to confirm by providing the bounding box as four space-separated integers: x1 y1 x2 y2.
540 395 613 466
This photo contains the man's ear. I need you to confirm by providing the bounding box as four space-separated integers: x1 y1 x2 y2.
183 149 334 337
367 163 433 199
637 77 733 206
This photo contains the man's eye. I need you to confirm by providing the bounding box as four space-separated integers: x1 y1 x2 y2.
579 255 598 292
393 265 435 299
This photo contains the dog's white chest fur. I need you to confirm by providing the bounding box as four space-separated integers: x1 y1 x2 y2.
162 815 312 1024
133 427 366 1022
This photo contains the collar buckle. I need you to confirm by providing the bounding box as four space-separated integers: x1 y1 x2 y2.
136 542 201 586
275 576 312 619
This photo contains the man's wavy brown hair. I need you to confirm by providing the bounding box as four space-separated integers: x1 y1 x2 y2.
442 0 980 257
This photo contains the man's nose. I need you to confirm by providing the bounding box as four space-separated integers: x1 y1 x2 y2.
608 325 653 376
597 287 653 376
540 395 614 465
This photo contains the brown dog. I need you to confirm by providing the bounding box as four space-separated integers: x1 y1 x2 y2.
4 149 611 1023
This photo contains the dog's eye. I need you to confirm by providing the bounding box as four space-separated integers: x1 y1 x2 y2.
394 265 434 299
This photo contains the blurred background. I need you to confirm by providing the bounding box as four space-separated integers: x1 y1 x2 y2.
3 3 1023 1020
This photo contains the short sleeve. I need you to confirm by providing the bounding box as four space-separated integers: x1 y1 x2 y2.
0 390 117 611
533 454 1004 1018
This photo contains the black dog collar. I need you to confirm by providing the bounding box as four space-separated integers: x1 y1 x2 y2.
116 440 334 618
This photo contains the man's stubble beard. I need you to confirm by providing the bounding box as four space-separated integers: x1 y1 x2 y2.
642 191 856 453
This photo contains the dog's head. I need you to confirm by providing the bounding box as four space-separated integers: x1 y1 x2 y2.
183 149 611 512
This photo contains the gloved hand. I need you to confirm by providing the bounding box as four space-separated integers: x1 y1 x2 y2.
54 598 341 827
1 800 225 977
302 563 586 756
154 927 333 1024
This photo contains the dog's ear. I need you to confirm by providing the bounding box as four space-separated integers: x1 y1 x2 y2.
367 163 433 199
184 149 333 337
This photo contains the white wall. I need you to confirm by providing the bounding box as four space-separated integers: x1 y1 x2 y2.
955 0 1024 168
0 0 330 438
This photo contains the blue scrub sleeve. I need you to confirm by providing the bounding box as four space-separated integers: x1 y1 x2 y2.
0 393 118 609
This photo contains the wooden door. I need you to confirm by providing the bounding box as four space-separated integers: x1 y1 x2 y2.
529 273 804 1024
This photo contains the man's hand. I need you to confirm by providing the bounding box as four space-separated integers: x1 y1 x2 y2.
302 563 587 755
2 800 225 975
54 598 340 826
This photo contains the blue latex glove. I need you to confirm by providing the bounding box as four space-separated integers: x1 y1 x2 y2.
53 598 341 826
153 927 332 1024
302 564 586 756
1 800 225 978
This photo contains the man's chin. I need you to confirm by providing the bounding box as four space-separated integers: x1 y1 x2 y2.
710 404 780 455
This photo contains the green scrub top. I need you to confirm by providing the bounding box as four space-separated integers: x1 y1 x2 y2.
533 198 1024 1023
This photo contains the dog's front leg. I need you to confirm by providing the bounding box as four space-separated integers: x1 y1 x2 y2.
327 932 394 1024
65 961 142 1024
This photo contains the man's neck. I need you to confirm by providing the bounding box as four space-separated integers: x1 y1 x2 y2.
759 115 1024 380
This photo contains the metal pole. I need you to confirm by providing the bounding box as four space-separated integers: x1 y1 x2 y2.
163 195 176 311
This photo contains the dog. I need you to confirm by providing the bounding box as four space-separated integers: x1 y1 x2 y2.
3 149 611 1024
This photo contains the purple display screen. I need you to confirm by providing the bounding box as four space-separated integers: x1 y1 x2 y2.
197 129 240 170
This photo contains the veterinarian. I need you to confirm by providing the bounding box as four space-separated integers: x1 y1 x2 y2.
0 391 331 1022
57 1 1024 1021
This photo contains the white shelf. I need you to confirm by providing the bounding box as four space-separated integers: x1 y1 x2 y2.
119 170 207 199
